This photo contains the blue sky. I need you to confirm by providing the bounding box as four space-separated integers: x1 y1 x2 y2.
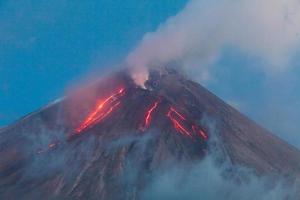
0 0 187 125
1 0 300 148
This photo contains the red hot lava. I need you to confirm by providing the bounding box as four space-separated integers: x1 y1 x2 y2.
167 107 208 141
192 125 208 140
37 140 61 155
37 89 209 155
138 101 208 141
167 108 193 139
75 87 125 134
140 100 160 131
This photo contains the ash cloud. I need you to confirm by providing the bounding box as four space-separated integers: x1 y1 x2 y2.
127 0 300 84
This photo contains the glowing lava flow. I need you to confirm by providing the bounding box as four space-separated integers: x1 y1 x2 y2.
170 107 186 120
192 125 208 140
167 108 193 138
167 107 208 141
140 100 160 131
75 88 125 133
36 140 61 155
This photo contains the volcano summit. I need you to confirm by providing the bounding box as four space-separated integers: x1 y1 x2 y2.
0 68 300 199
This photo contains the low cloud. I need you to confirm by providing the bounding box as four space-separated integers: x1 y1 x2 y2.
110 127 300 200
141 154 299 200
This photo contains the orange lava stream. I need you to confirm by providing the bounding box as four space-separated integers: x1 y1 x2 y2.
167 109 193 138
37 140 61 155
167 107 208 141
198 129 208 140
75 88 125 133
140 100 159 131
170 107 186 120
192 125 208 140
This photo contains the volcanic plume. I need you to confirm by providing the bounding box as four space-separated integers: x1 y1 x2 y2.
0 67 300 199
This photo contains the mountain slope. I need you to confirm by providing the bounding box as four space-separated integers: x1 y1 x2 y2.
0 68 300 199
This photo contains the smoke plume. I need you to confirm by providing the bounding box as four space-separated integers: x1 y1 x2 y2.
127 0 300 86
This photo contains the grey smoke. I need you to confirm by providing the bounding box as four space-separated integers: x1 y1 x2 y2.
127 0 300 82
142 123 299 200
110 123 300 200
113 130 299 200
141 155 299 200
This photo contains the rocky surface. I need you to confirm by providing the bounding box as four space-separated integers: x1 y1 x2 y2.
1 68 300 199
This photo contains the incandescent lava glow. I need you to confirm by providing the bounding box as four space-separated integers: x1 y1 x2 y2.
167 108 193 138
167 107 208 141
48 140 61 150
140 100 160 131
170 107 186 120
192 125 208 140
75 87 125 133
37 140 61 155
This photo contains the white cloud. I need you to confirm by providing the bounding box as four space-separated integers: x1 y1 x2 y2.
127 0 300 85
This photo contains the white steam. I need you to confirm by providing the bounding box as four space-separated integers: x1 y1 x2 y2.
127 0 300 86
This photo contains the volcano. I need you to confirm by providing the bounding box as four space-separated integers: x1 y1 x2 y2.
1 68 300 199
